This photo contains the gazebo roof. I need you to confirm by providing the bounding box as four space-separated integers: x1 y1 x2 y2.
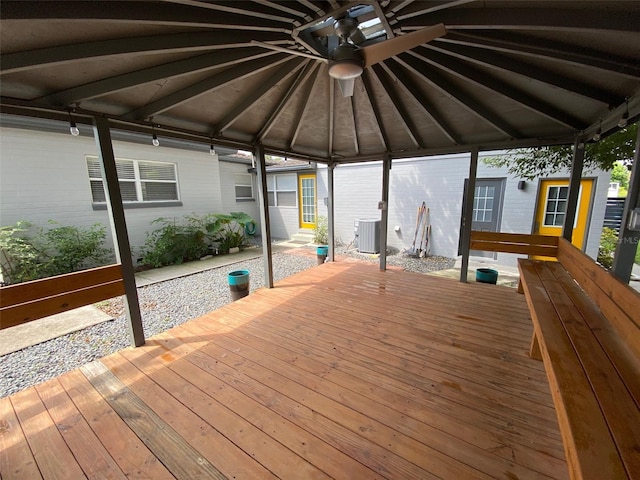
1 0 639 161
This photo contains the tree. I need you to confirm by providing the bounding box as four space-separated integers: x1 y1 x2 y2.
610 161 630 191
483 123 637 179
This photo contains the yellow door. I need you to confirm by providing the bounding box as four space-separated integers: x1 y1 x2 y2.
535 179 594 250
298 174 316 229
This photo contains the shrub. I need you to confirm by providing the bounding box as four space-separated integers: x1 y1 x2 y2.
141 217 209 268
313 216 328 245
205 212 255 254
0 221 112 285
141 212 256 267
597 227 618 269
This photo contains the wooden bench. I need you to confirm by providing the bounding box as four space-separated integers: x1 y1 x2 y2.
517 238 640 480
0 264 125 329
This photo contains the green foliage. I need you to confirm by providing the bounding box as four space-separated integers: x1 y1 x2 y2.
597 227 619 269
636 242 640 265
142 212 256 267
313 216 328 245
0 221 112 285
610 162 631 196
205 212 255 254
141 217 209 268
483 124 637 179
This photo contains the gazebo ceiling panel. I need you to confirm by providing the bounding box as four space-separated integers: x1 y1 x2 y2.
1 1 639 162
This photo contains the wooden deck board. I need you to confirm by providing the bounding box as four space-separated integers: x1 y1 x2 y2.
1 262 569 479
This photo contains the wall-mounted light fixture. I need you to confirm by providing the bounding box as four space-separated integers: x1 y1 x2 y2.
517 180 526 190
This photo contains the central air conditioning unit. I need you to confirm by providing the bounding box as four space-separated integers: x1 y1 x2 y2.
356 218 381 253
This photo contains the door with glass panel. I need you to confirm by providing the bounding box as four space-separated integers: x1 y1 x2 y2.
298 174 316 229
535 179 594 250
470 179 505 258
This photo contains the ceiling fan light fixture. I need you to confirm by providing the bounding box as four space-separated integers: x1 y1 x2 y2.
329 60 363 79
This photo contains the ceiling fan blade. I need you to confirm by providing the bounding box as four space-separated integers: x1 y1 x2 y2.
361 23 446 67
251 41 328 63
337 78 355 97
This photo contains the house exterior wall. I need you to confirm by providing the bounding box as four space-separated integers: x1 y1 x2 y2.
218 161 261 235
0 126 237 257
313 152 609 266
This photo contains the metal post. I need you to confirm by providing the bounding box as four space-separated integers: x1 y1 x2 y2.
92 116 144 347
612 122 640 282
255 144 274 288
380 154 391 271
563 136 585 242
460 148 479 282
327 162 335 262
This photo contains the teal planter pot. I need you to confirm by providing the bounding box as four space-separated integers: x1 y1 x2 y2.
476 268 498 285
316 246 328 265
228 270 250 301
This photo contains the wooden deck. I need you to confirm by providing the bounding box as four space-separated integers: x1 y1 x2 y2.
1 261 568 479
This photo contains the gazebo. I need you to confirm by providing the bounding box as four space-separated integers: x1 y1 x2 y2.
1 2 639 479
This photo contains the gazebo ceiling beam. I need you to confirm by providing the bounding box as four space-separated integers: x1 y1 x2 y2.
426 42 624 107
214 58 308 136
381 60 461 145
0 0 291 31
398 8 640 33
395 53 522 139
124 53 290 120
252 0 313 22
361 71 390 152
370 64 422 148
411 48 587 130
437 32 640 79
255 62 318 142
41 48 277 106
349 95 360 155
158 0 299 25
1 31 290 74
392 0 476 21
288 65 323 150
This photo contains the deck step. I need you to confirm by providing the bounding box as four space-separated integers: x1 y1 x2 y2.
290 229 314 243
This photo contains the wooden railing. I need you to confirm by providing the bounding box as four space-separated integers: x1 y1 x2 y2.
0 264 124 329
470 231 559 257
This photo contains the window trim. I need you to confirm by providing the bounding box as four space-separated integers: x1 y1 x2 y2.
87 156 180 206
542 184 581 228
234 173 255 201
267 173 298 208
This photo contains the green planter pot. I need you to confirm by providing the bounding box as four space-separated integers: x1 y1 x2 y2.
316 246 328 265
228 269 250 301
476 268 498 285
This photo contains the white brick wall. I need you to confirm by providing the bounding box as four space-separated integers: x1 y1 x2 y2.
0 127 233 254
315 151 610 266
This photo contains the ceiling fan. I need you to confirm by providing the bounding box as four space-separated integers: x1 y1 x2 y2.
253 19 446 97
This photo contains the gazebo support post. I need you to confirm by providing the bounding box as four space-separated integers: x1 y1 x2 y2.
612 122 640 282
380 154 391 271
327 162 335 262
255 144 274 288
92 116 145 347
562 135 585 242
460 148 479 282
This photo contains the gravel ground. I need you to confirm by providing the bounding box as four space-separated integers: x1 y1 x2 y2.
0 249 454 398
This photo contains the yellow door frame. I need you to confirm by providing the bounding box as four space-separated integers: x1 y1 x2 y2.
298 173 317 229
534 178 594 250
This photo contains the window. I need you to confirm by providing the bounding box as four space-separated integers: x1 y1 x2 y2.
267 174 297 207
234 173 254 200
87 157 179 205
473 185 495 222
544 186 568 226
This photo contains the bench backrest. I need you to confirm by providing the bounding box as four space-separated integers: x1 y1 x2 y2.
556 237 640 362
470 231 559 257
0 264 125 329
